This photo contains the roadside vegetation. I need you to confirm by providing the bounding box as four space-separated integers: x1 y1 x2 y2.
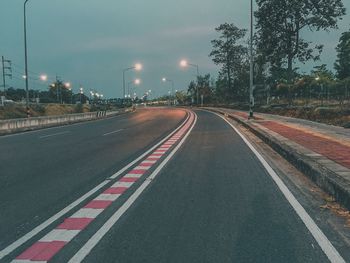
180 0 350 127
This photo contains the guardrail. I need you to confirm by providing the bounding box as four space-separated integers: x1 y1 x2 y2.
0 108 133 135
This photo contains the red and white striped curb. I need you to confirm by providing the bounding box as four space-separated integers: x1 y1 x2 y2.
12 111 195 263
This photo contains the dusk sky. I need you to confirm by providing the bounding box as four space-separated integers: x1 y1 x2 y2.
1 0 349 98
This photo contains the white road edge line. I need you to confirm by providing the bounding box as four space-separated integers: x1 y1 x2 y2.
214 111 345 263
0 110 190 260
39 131 70 139
103 129 124 136
68 112 197 263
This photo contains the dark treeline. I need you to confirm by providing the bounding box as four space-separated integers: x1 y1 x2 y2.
185 0 350 107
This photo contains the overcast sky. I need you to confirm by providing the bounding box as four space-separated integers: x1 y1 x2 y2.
1 0 349 98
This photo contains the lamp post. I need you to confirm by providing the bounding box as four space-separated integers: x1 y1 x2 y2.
315 76 324 106
249 0 254 118
128 79 141 98
24 0 30 117
79 86 83 104
162 77 174 105
122 63 142 99
180 60 199 105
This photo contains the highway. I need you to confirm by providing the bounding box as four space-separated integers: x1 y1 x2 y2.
0 108 347 263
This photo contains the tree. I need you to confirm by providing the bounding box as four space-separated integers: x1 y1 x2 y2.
49 80 73 104
187 81 197 104
255 0 345 83
197 74 214 104
335 28 350 80
210 23 248 97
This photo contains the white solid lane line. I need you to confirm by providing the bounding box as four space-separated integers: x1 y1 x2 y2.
103 129 124 136
215 112 345 263
68 112 197 263
39 131 70 139
0 110 190 261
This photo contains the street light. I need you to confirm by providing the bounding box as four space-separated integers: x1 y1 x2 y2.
122 63 142 98
128 78 141 97
24 0 30 117
162 77 174 105
249 0 254 118
79 86 84 103
40 74 47 81
180 59 199 105
315 76 325 105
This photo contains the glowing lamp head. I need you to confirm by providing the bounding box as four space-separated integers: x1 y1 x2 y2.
180 60 188 67
40 74 48 81
134 79 141 85
64 82 71 88
135 63 142 71
162 77 167 82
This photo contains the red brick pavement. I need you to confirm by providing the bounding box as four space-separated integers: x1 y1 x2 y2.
259 121 350 169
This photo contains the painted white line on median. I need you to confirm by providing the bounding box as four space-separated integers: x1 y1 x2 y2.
0 110 190 260
0 179 109 261
39 229 80 242
103 129 124 136
68 111 197 263
39 131 70 139
109 112 190 179
215 112 345 263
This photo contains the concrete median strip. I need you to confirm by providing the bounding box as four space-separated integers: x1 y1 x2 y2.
6 110 196 263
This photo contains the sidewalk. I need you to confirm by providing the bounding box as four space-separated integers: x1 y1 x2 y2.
207 107 350 210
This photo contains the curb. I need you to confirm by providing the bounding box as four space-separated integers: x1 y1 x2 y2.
206 107 350 211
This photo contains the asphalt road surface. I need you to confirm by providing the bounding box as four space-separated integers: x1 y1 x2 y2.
0 108 346 263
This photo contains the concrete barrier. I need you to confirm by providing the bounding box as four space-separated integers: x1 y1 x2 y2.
0 108 132 135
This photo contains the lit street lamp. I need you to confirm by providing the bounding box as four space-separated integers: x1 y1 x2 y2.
128 79 141 97
79 86 84 103
162 77 174 105
123 63 142 98
40 74 48 81
24 0 31 117
249 0 254 118
180 59 199 105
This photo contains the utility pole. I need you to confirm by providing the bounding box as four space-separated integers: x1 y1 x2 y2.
56 75 60 103
249 0 254 118
1 56 12 97
24 0 30 117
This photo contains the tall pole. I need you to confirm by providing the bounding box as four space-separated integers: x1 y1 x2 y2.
171 80 174 105
1 56 6 95
196 65 199 106
122 66 138 100
123 69 126 99
188 63 199 105
24 0 30 117
249 0 254 118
